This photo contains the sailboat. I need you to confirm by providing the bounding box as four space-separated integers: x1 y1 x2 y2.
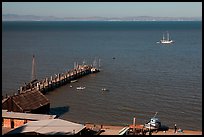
157 32 174 44
91 58 100 73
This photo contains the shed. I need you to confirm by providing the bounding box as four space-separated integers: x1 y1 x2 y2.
2 110 56 129
6 119 86 135
2 90 50 114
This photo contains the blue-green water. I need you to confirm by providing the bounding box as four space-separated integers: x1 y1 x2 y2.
2 21 202 130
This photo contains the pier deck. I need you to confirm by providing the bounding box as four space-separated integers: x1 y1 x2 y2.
2 55 100 99
9 64 100 96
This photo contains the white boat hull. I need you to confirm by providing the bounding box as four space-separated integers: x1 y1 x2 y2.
144 116 161 130
76 87 85 90
160 40 174 44
144 123 160 130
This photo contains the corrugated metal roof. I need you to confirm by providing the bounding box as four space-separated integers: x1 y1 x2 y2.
7 119 85 135
5 90 50 111
2 110 56 120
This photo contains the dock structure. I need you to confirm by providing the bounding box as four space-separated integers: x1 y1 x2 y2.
2 55 100 101
18 64 99 95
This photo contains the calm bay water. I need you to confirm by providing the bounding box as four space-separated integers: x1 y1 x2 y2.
2 21 202 130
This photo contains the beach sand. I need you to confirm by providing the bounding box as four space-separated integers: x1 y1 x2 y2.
152 128 202 135
85 123 202 135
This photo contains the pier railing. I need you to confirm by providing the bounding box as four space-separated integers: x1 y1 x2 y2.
17 64 99 95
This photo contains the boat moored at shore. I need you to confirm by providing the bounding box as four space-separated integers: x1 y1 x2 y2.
144 112 161 130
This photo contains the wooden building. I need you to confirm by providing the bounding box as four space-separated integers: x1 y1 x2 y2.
2 90 50 114
2 110 56 129
6 119 86 135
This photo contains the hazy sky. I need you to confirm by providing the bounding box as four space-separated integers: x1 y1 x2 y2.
2 2 202 18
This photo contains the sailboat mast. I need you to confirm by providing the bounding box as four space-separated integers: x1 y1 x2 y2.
99 58 101 68
153 112 158 118
163 33 165 41
31 54 36 81
167 32 169 41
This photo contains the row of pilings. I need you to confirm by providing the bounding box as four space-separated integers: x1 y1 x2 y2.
18 64 99 95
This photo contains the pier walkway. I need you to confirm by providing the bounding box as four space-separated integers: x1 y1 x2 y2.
18 64 99 95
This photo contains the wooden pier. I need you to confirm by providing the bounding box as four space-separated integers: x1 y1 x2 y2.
2 55 100 100
18 64 99 95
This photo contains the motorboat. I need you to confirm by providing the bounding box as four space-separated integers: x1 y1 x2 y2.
71 79 78 83
101 88 108 91
144 112 161 130
76 86 85 90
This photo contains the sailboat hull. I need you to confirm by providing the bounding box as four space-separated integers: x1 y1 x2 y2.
160 40 174 44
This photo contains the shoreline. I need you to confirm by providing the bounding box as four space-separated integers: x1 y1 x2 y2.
2 122 202 135
85 123 202 135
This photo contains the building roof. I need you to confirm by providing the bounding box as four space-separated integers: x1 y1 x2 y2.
2 90 50 112
7 119 86 135
2 110 56 121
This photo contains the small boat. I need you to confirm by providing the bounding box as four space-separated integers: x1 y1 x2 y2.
91 67 100 73
144 112 161 130
71 80 78 83
157 32 174 44
91 58 100 73
101 88 108 91
76 86 85 90
70 85 73 88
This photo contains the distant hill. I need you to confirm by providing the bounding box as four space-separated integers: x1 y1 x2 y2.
2 14 62 21
2 14 202 21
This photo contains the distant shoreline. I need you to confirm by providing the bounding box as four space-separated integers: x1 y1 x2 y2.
2 14 202 22
2 20 202 22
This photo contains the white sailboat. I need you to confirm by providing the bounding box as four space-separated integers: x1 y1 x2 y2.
157 32 174 44
91 57 100 73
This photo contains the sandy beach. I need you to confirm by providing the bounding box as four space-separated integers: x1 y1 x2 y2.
85 123 202 135
152 128 202 135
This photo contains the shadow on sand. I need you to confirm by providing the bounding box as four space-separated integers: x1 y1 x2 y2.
159 125 169 131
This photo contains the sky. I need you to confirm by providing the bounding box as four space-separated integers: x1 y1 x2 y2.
2 2 202 18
